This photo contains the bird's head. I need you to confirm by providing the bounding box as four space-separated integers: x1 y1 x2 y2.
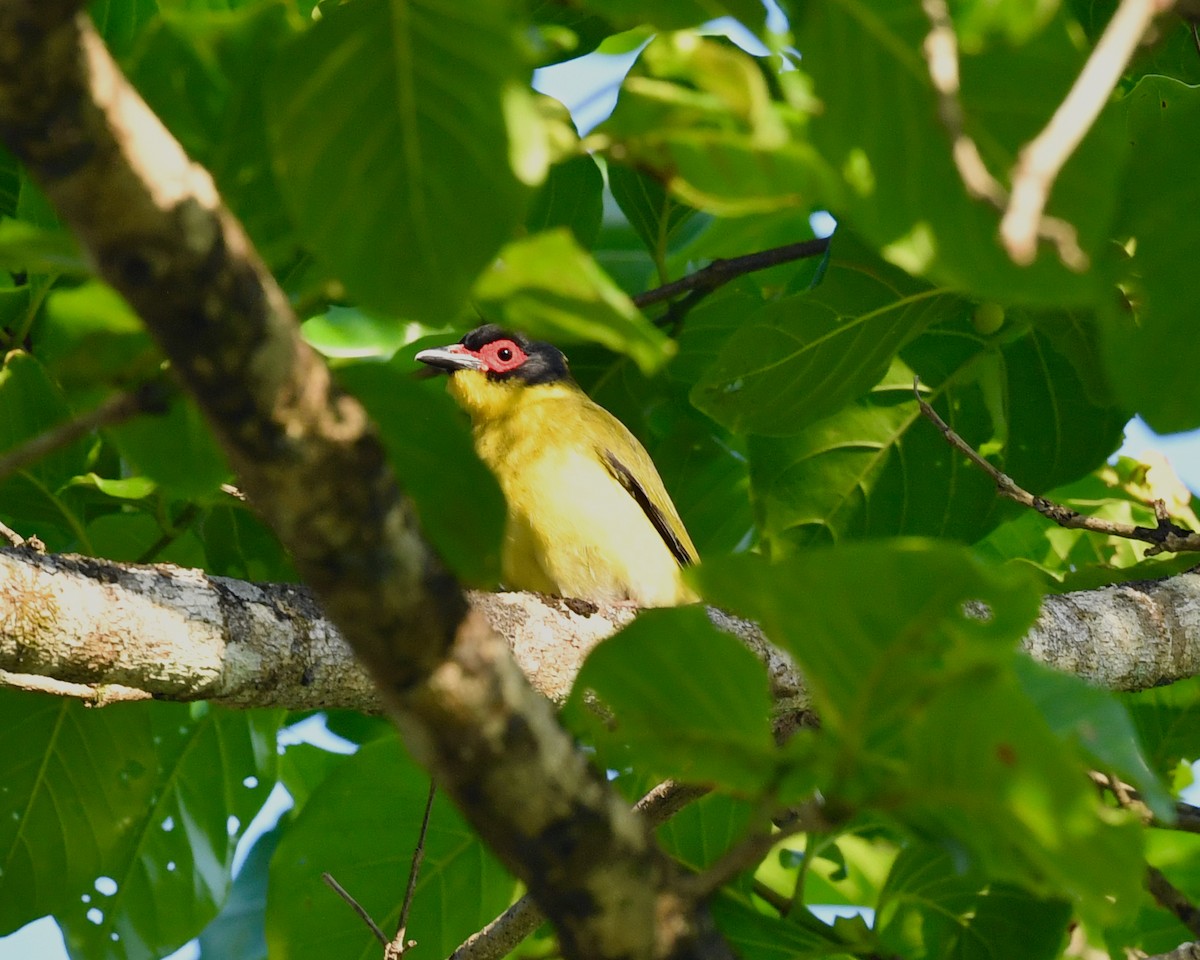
415 324 573 420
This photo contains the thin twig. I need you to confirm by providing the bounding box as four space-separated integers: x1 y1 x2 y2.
388 781 438 959
1000 0 1173 266
1148 942 1200 960
322 872 389 947
1090 772 1200 833
1149 866 1200 937
0 379 171 483
913 377 1200 555
632 238 830 310
449 780 710 960
0 669 151 705
0 519 28 548
919 0 1089 270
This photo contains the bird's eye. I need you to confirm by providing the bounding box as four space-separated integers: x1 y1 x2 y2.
483 339 526 373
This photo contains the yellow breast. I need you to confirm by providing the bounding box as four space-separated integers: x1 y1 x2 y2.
449 372 697 607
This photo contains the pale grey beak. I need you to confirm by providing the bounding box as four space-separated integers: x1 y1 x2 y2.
414 345 485 374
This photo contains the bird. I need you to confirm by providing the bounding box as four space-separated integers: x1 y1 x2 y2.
416 324 698 607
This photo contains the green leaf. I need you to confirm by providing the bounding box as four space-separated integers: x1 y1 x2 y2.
197 823 282 960
108 392 232 499
692 545 1143 917
0 691 158 935
877 843 1070 960
337 354 504 586
1124 676 1200 777
691 544 1041 733
657 792 756 874
128 2 302 268
300 306 414 360
579 0 766 31
0 219 87 275
0 351 91 533
709 891 853 960
473 228 674 374
67 473 158 500
791 1 1120 304
565 606 778 792
58 705 282 960
34 281 158 388
268 0 530 318
267 738 517 960
691 243 966 436
89 0 161 61
601 34 829 217
1104 76 1200 431
278 742 351 815
1015 657 1173 821
608 164 699 262
748 311 1126 551
526 154 605 249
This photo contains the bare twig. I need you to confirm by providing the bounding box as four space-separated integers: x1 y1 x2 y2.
1149 942 1200 960
1090 772 1200 833
0 519 26 547
1000 0 1174 266
0 669 151 705
1149 866 1200 937
920 0 1008 207
913 378 1200 555
919 0 1089 270
0 378 170 483
450 780 712 960
388 781 438 959
632 238 830 311
322 872 389 947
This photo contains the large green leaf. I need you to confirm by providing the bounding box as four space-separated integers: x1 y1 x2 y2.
690 248 965 436
128 2 302 268
268 0 531 318
267 738 517 960
0 351 92 537
1016 658 1172 820
789 0 1121 304
692 544 1144 918
473 228 674 374
600 34 830 217
0 692 280 959
565 606 778 793
59 705 281 960
748 312 1126 551
608 164 700 266
1103 77 1200 432
336 352 504 586
877 843 1070 960
525 154 604 249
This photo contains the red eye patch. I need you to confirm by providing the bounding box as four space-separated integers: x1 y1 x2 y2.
478 338 527 373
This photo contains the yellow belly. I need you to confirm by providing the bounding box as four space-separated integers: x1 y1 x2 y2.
498 448 695 607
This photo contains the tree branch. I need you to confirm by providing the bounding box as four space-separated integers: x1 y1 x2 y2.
6 546 1200 710
0 6 728 958
632 238 830 310
914 378 1200 554
919 0 1089 269
1000 0 1174 265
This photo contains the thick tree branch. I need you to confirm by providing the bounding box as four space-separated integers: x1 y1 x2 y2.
5 546 1200 709
0 6 727 959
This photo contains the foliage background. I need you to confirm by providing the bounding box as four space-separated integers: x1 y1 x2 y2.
3 0 1200 959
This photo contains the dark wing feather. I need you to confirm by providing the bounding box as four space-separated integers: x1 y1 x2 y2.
602 451 696 568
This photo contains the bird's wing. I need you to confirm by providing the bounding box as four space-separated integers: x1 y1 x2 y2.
601 450 697 568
